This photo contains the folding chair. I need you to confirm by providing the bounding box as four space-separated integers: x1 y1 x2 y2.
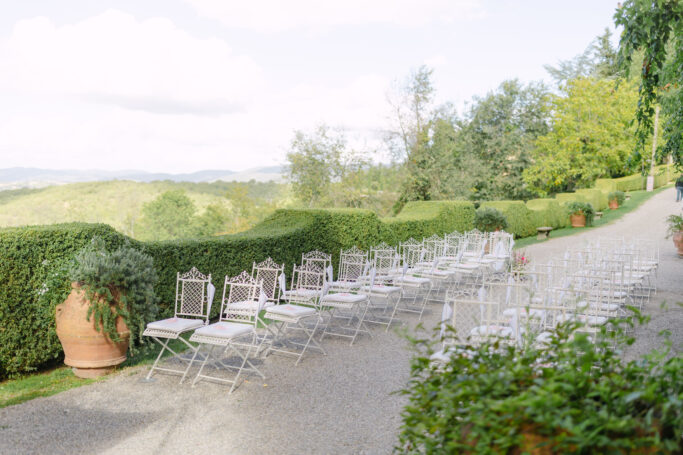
301 250 332 271
392 262 433 320
329 246 368 291
263 264 327 365
320 270 374 345
187 273 267 393
252 257 284 304
143 267 214 383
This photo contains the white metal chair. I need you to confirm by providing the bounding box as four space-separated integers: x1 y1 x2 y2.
263 264 327 365
329 246 367 291
319 274 374 345
252 257 284 304
143 267 215 383
187 273 267 393
302 250 332 271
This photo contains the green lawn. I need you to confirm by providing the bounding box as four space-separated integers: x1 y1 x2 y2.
514 186 671 249
0 335 192 408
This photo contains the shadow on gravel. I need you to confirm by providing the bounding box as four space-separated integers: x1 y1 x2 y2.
0 403 159 454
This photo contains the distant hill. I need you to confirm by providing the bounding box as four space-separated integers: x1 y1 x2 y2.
0 179 289 237
0 166 285 190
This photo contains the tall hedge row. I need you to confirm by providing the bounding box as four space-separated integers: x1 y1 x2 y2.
0 202 478 378
525 199 569 228
575 189 609 211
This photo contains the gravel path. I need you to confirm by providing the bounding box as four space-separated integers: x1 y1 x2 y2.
1 188 681 455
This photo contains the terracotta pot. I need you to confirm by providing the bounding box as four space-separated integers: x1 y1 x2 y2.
673 232 683 258
55 282 130 378
609 199 619 210
570 213 586 228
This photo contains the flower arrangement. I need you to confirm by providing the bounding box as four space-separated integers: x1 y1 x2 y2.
512 249 529 272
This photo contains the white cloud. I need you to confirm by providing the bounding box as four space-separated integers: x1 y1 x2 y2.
0 10 393 172
0 10 263 115
183 0 485 32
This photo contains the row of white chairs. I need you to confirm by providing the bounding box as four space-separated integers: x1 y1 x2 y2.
431 236 659 363
141 230 515 393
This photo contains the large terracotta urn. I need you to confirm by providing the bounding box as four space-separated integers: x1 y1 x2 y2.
570 213 586 228
55 282 130 378
673 232 683 258
609 199 619 210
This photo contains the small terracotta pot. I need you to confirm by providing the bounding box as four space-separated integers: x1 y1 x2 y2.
673 232 683 258
570 213 586 228
609 199 619 210
55 283 129 378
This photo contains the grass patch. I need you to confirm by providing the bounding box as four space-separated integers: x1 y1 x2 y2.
0 335 192 408
514 186 670 249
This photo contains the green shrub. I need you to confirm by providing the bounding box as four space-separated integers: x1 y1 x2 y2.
398 317 683 453
608 190 626 205
566 201 595 226
473 207 508 232
613 173 645 191
575 188 608 211
525 199 569 228
479 201 535 238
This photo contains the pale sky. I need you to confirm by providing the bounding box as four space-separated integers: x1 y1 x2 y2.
0 0 620 173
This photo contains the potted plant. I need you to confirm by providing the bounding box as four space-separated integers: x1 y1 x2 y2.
608 190 626 209
54 237 158 378
665 214 683 257
474 207 508 232
566 201 595 228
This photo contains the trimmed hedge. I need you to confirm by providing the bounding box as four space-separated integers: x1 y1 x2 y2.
610 164 672 192
479 201 535 238
0 202 478 378
525 199 569 229
575 189 609 211
554 193 587 205
382 201 475 243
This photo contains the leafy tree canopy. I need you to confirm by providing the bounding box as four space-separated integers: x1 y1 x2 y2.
523 77 640 195
615 0 683 166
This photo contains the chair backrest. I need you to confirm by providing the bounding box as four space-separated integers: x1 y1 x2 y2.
399 238 423 267
371 242 398 275
292 262 326 291
175 267 213 323
338 246 368 282
302 250 332 271
221 271 264 325
252 257 284 303
422 234 445 262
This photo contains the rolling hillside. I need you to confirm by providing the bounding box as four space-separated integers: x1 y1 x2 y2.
0 180 289 237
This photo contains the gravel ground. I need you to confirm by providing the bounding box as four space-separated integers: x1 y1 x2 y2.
1 188 681 455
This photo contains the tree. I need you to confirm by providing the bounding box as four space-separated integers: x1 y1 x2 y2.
138 190 197 240
194 203 231 236
545 29 620 86
614 0 683 166
286 125 345 207
523 78 640 195
385 65 435 162
455 80 550 201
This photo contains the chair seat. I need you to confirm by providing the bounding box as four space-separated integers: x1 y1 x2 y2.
361 284 402 294
329 280 361 289
454 263 480 270
193 321 253 339
322 292 367 304
535 331 553 346
393 276 431 285
430 349 452 363
224 300 272 313
146 317 204 333
266 304 316 317
470 325 513 338
557 314 608 326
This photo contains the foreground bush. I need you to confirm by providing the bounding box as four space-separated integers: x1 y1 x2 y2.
397 317 683 454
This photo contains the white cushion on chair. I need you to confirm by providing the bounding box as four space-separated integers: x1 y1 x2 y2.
193 321 252 339
322 292 366 304
470 325 513 338
503 308 545 319
266 304 316 317
361 284 401 294
329 280 361 289
394 276 431 285
225 300 272 312
146 317 204 333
